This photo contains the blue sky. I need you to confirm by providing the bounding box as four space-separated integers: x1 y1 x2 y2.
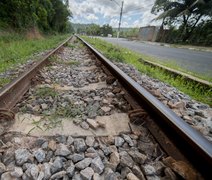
69 0 161 27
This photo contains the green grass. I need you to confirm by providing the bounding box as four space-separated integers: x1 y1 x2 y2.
35 87 58 98
0 77 10 88
81 36 212 106
27 114 63 133
66 43 76 49
54 105 83 118
48 54 80 66
0 33 71 74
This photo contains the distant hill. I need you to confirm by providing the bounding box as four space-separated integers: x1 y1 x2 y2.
71 23 94 32
71 23 137 32
112 27 137 32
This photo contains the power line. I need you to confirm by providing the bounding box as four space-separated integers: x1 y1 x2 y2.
110 0 120 7
123 7 144 13
123 11 143 16
109 0 124 38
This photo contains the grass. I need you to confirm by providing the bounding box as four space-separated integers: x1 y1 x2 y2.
29 102 83 132
35 87 58 99
0 77 10 88
28 86 83 131
54 105 83 118
0 32 71 74
66 43 76 49
81 36 212 106
29 104 83 132
48 55 80 66
27 114 63 133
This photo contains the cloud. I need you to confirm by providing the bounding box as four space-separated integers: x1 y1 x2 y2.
69 0 161 27
86 14 98 21
109 19 119 27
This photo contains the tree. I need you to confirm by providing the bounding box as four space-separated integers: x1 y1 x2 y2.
124 28 139 38
101 24 113 36
86 24 101 36
49 0 72 32
151 0 212 42
0 0 72 33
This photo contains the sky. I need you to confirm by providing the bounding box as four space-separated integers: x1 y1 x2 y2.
69 0 162 28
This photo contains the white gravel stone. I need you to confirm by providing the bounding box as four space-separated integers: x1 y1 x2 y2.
50 170 66 179
10 167 23 178
122 134 134 146
143 164 156 176
109 152 120 169
67 136 74 145
42 163 51 179
15 148 31 165
85 136 95 147
80 167 94 180
55 143 71 156
86 119 99 129
34 148 45 163
0 162 6 175
75 158 92 170
115 137 125 147
91 156 104 174
74 138 87 153
127 173 140 180
1 172 16 180
101 106 111 112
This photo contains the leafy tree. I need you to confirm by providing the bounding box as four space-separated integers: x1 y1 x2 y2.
86 24 101 36
101 24 113 36
49 0 72 32
152 0 212 42
77 27 85 34
0 0 72 33
124 28 139 38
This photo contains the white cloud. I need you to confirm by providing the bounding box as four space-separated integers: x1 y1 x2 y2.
109 19 119 27
86 14 98 21
69 0 161 27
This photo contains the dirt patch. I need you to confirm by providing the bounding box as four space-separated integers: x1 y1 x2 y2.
10 113 130 136
48 82 108 91
25 27 43 40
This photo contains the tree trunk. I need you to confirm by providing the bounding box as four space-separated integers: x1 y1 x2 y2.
180 15 190 41
182 14 202 42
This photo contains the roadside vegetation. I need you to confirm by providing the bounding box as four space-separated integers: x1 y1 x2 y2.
151 0 212 46
76 23 113 37
82 36 212 106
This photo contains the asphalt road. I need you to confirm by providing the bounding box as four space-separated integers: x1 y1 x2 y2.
99 37 212 77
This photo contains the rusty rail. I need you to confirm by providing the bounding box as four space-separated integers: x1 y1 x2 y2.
0 36 72 109
76 35 212 178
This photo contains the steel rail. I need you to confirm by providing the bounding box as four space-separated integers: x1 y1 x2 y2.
76 35 212 178
0 36 72 109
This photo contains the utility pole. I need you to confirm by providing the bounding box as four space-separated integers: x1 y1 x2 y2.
117 1 124 39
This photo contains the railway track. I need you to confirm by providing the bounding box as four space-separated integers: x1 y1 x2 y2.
0 35 211 179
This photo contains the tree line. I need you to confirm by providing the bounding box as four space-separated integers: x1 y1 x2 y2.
0 0 73 33
76 23 139 38
152 0 212 45
76 24 113 37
